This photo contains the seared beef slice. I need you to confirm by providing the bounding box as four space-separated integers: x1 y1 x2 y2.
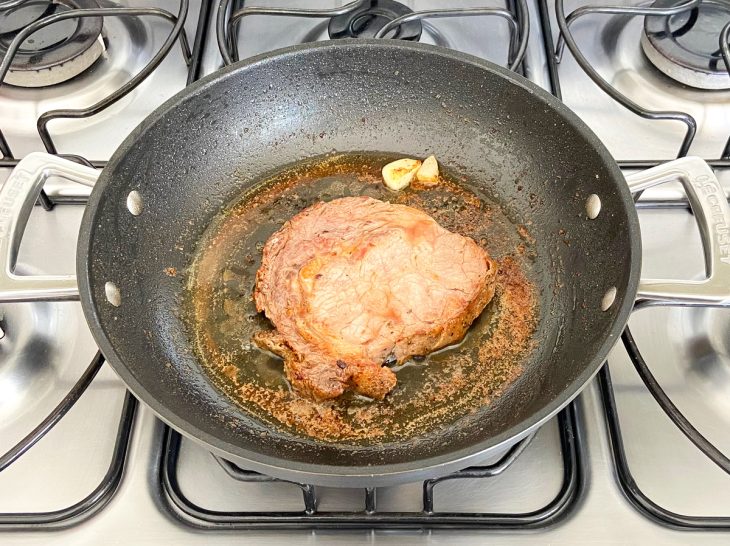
254 196 496 401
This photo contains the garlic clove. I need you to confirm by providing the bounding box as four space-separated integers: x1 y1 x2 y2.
382 158 421 191
415 155 439 186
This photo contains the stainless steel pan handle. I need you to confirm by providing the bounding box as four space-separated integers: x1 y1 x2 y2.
627 156 730 305
1 154 726 305
0 152 97 302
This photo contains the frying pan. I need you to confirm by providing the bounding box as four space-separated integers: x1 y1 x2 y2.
1 40 729 487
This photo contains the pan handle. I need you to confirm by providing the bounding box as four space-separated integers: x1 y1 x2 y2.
627 156 730 305
0 152 97 302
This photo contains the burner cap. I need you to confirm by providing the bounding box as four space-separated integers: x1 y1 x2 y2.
641 0 730 90
0 0 50 34
328 0 422 41
0 0 104 88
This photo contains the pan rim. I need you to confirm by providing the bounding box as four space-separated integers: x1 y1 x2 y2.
77 38 640 486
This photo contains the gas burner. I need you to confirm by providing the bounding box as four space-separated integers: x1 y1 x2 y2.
641 0 730 90
328 0 422 41
0 0 105 88
0 0 49 34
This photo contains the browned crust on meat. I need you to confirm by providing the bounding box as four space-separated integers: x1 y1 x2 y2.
253 330 396 401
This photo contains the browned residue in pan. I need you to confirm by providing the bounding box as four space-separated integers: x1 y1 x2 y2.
185 153 538 444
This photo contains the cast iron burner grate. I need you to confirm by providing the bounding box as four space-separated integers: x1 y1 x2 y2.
0 389 137 530
600 364 730 529
159 403 583 530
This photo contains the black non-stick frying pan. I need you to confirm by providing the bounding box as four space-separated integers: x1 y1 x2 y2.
1 40 727 487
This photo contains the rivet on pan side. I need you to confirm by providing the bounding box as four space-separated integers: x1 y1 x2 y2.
127 190 143 216
601 286 617 311
586 194 601 219
105 282 121 307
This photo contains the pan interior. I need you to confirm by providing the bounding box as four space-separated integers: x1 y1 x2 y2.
80 41 637 475
184 152 539 445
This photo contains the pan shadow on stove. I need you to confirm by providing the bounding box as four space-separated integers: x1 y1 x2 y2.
0 333 56 422
0 301 63 425
682 308 730 413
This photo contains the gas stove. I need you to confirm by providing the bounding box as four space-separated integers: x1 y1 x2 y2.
1 0 729 543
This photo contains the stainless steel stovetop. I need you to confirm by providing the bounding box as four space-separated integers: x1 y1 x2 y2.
1 0 730 543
